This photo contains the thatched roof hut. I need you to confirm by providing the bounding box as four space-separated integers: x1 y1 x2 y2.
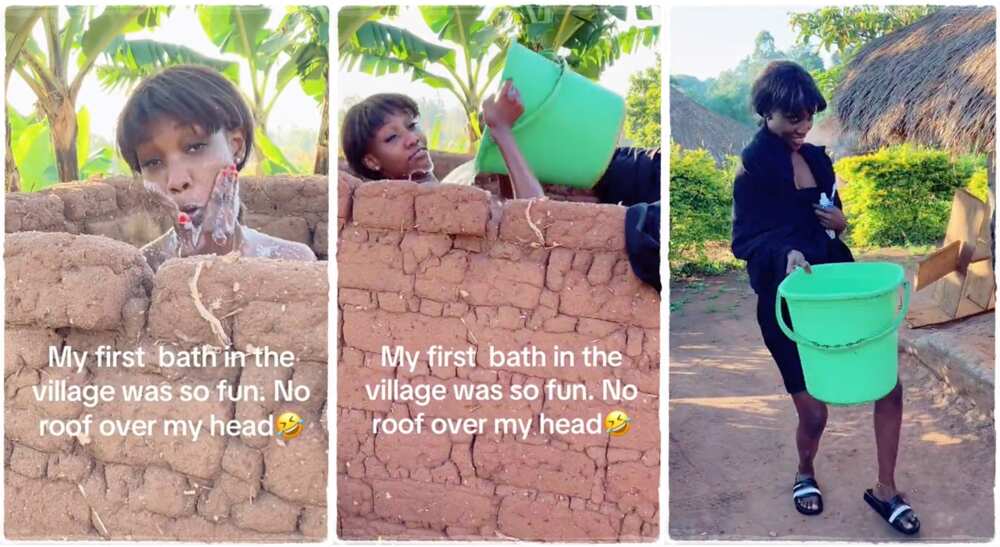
670 86 755 163
835 6 995 155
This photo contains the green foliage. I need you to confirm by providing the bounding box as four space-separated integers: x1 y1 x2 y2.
789 6 939 103
670 30 824 126
789 6 939 57
966 165 989 203
624 57 660 148
836 145 981 247
510 5 659 79
341 6 659 148
9 105 116 192
670 143 740 276
6 6 169 183
95 37 239 92
253 127 299 175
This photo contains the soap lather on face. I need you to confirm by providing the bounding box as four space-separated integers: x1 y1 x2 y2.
117 65 317 270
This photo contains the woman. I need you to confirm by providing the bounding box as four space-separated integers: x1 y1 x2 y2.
731 61 919 534
117 65 316 272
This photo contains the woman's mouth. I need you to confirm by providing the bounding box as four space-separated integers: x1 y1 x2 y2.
178 205 204 225
409 148 429 162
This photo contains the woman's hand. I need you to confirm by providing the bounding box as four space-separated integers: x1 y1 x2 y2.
176 164 239 254
786 250 812 276
813 204 847 232
482 79 524 133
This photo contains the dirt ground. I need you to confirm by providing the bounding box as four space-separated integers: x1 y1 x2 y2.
668 265 995 541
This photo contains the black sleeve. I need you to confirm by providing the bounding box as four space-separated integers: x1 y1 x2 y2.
593 147 661 206
731 164 796 293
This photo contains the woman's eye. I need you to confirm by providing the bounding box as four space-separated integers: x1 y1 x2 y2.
186 142 207 153
384 134 397 143
407 121 418 131
140 158 161 170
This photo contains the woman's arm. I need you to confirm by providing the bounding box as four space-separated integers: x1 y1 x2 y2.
482 80 545 199
732 164 810 285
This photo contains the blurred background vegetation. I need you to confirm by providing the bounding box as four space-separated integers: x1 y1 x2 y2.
6 5 329 193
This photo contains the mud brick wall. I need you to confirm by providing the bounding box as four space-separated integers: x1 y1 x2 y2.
339 152 600 202
4 175 329 259
337 178 660 541
5 232 328 540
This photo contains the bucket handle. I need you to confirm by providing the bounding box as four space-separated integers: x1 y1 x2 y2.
775 280 911 352
507 55 568 134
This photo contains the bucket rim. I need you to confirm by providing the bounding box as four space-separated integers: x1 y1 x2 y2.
778 262 905 301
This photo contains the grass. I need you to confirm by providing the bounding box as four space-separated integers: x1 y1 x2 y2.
670 240 744 281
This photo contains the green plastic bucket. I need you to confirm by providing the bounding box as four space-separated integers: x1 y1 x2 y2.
777 262 911 405
474 43 625 188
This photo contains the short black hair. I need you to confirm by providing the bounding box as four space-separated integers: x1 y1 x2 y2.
341 93 419 179
117 65 255 173
750 61 827 123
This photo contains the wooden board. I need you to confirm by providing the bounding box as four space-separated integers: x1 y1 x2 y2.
915 240 961 291
932 270 966 318
906 291 955 327
944 189 989 271
965 259 997 309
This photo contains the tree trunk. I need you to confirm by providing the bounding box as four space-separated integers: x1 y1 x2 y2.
6 112 20 192
47 93 79 182
313 92 329 175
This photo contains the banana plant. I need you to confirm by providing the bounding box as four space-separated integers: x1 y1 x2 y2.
341 6 514 151
6 5 171 183
94 37 240 92
510 5 659 79
197 5 318 174
9 104 115 192
282 6 329 174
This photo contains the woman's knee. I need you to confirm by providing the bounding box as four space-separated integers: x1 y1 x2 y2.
793 394 828 431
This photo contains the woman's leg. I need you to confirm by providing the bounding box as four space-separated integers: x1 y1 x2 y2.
873 380 903 496
870 380 920 531
792 390 828 478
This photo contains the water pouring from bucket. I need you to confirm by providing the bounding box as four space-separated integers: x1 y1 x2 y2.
776 262 911 405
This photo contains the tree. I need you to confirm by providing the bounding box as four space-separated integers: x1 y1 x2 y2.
341 6 513 151
789 6 939 57
507 5 659 79
789 6 939 101
625 57 660 148
671 30 826 126
6 6 170 183
341 5 659 150
280 6 329 174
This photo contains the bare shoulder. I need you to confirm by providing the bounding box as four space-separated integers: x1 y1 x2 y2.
242 228 317 262
140 230 177 272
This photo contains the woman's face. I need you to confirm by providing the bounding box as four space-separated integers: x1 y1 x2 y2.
364 111 433 180
136 117 244 224
766 110 814 151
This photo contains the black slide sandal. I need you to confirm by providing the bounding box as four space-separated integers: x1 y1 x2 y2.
864 489 921 535
793 476 823 515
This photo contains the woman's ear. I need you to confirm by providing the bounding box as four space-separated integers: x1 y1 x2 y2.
363 153 380 173
226 129 247 164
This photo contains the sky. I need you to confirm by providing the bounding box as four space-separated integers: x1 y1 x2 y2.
6 7 320 143
338 6 661 114
671 6 832 79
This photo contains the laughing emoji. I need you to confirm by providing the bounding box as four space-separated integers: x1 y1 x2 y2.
604 410 631 437
275 412 304 441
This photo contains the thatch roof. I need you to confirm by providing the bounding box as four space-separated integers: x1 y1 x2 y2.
835 6 995 155
670 86 755 163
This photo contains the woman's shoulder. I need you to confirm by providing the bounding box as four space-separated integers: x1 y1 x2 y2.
242 227 317 261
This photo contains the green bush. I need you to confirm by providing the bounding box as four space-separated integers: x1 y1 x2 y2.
835 145 982 247
669 143 741 276
966 165 990 203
